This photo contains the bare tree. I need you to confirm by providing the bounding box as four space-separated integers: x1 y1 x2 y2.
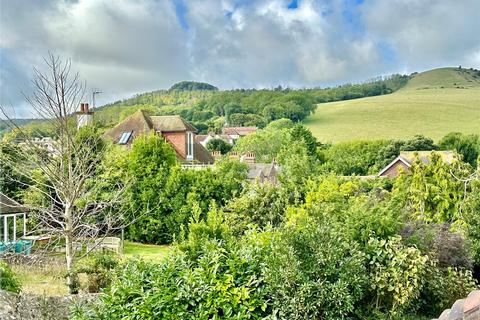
1 54 132 293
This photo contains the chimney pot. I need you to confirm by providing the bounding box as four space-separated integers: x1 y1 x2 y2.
80 103 85 112
84 103 89 112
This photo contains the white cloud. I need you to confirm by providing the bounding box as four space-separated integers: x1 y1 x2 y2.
361 0 480 70
1 0 479 117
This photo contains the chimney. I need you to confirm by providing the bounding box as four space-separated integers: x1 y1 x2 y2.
212 150 222 159
77 102 93 129
243 152 255 164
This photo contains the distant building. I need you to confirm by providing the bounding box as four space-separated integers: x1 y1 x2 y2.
226 151 279 184
221 126 257 143
196 127 258 147
18 137 57 154
246 161 279 184
103 110 214 164
378 150 457 177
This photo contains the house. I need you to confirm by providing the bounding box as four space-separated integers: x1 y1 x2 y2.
378 150 457 177
18 137 57 154
221 126 257 144
103 110 214 164
0 193 28 243
227 151 280 184
247 161 279 184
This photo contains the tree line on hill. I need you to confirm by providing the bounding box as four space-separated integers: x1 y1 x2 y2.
1 74 409 140
78 74 410 134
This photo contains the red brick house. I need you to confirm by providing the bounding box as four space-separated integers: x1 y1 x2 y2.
378 150 457 177
103 110 214 164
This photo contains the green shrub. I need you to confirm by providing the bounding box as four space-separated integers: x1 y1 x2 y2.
0 261 21 293
364 237 429 315
77 251 119 293
266 216 368 319
416 263 477 316
321 140 389 175
224 183 289 236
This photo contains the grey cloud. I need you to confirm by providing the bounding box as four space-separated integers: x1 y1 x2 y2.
1 0 190 115
1 0 479 117
361 0 480 71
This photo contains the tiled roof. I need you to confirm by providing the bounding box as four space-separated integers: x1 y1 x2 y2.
400 150 457 165
193 142 215 164
150 115 197 133
378 150 457 177
195 135 208 143
247 161 279 183
0 193 28 214
222 126 257 136
102 110 154 144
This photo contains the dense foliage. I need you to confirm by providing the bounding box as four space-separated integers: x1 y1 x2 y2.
0 261 21 293
106 135 248 244
439 132 480 167
76 151 479 319
206 138 232 154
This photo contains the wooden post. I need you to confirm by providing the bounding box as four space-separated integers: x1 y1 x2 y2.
4 215 7 242
23 213 26 238
13 215 17 242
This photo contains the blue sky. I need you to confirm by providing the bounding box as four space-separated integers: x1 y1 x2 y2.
1 0 479 117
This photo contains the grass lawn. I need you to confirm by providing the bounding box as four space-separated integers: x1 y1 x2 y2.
10 242 171 295
304 87 480 142
123 241 172 261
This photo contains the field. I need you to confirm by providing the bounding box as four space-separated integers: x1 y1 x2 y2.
304 68 480 142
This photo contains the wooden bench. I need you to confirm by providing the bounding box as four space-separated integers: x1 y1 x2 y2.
87 237 122 254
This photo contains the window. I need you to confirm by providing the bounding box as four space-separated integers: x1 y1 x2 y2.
118 131 133 145
186 131 194 160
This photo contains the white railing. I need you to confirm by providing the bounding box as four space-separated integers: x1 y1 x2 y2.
181 164 214 170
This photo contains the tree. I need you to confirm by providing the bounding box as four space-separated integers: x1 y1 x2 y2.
290 124 319 158
125 134 177 243
233 127 290 163
0 55 131 293
0 141 31 201
439 132 479 167
206 138 232 154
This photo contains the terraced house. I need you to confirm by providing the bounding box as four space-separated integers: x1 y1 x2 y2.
103 110 214 164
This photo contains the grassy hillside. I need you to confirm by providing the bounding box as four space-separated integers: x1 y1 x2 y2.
304 67 480 142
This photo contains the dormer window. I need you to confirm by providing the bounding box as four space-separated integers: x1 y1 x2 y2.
186 131 194 160
118 131 133 145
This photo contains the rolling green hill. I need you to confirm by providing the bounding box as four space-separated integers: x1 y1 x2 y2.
304 67 480 142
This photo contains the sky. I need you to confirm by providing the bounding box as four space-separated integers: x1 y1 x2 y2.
1 0 480 118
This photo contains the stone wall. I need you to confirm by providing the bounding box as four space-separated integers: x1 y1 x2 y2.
434 290 480 320
0 290 97 320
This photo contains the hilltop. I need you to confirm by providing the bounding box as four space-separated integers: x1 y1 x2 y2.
304 67 480 142
403 67 480 90
169 81 219 92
